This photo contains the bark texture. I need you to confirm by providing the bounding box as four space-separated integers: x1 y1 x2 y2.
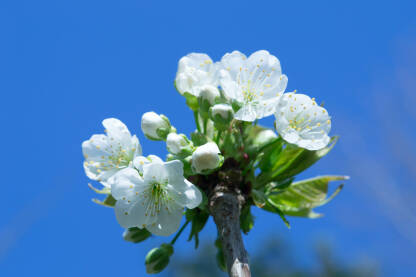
210 187 251 277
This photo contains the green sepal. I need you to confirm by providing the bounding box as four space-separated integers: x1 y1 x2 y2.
92 194 116 207
88 183 111 195
184 92 199 111
266 175 348 218
191 131 208 146
240 205 255 234
145 243 174 274
186 208 210 249
123 227 151 243
198 97 211 119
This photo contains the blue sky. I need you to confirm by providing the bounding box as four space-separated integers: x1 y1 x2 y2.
1 0 416 276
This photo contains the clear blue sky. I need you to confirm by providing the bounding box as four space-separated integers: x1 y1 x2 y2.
1 0 416 276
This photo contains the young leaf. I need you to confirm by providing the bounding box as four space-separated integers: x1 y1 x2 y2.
266 175 348 218
186 209 210 249
256 136 339 186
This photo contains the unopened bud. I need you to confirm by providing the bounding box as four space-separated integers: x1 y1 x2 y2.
145 244 174 274
198 85 221 117
192 142 224 174
166 133 194 157
210 104 234 129
123 227 151 243
141 112 173 141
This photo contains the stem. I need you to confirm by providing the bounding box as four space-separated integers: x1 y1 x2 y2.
216 130 223 144
194 112 201 133
203 117 208 135
210 188 251 277
170 220 190 245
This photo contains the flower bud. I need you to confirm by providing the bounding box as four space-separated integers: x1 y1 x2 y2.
123 227 151 243
253 129 278 147
198 85 220 105
141 112 173 141
145 243 174 274
192 142 223 174
166 133 194 157
198 85 221 118
209 104 234 130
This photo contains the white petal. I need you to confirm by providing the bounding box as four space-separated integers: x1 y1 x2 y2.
166 179 202 209
234 105 257 122
145 202 184 236
220 51 247 80
110 168 147 200
130 135 142 156
164 160 184 183
114 192 157 229
177 53 213 73
102 118 132 149
143 162 168 184
147 155 164 164
274 93 331 150
132 156 149 173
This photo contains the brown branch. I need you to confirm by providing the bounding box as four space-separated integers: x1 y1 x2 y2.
210 186 251 277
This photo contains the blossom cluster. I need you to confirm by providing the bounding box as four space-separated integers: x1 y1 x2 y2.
82 50 345 274
175 50 331 151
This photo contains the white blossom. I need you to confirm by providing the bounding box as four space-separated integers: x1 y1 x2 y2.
111 159 202 236
141 112 171 141
274 93 331 150
192 142 222 174
82 118 141 187
175 53 218 97
219 50 288 121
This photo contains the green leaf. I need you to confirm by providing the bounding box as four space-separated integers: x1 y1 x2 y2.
186 209 210 249
256 138 284 172
92 194 116 207
256 136 339 186
251 189 267 208
264 199 291 228
267 175 348 218
240 205 255 234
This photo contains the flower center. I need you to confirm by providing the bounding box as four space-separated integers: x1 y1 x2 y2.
242 80 259 104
